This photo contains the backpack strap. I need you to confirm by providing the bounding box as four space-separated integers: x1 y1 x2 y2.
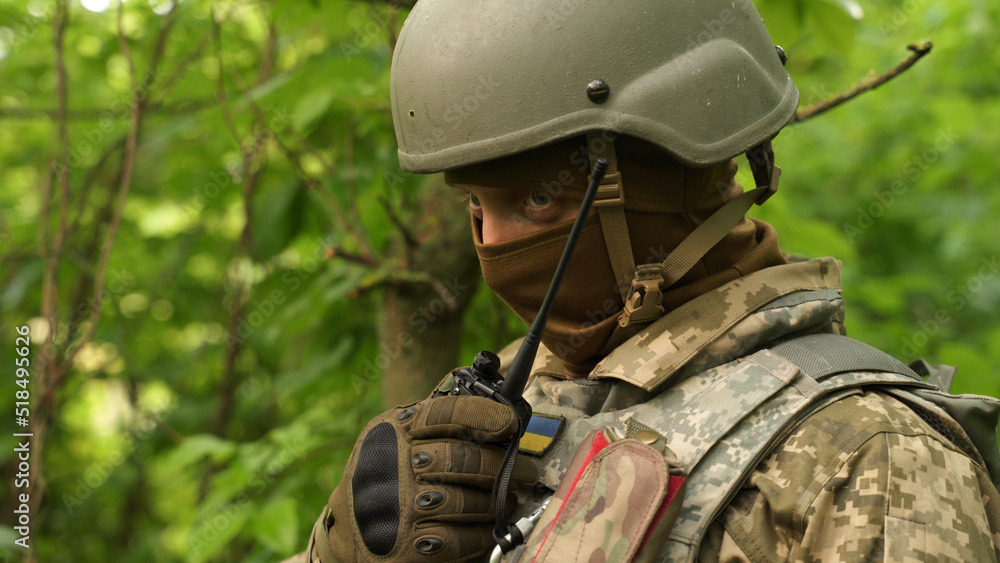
654 339 933 562
909 358 958 392
768 332 922 382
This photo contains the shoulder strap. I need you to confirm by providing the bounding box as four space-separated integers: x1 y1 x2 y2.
768 332 922 381
654 338 932 562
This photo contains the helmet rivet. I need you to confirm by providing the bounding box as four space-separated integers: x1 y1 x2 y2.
586 79 610 104
775 45 787 66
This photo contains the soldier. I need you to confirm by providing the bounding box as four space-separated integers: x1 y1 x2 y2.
295 1 1000 561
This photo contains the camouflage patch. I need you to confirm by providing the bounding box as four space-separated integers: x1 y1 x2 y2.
519 413 564 456
523 428 674 562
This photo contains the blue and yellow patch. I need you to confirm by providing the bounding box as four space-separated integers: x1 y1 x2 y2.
518 414 564 456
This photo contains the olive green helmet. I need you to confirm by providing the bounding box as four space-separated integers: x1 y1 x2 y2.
390 0 798 173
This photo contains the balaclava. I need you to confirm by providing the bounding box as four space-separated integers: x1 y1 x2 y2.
445 135 786 377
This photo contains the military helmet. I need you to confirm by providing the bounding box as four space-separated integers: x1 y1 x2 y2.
390 0 798 173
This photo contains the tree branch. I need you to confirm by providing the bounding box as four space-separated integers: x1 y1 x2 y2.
326 245 380 268
200 5 273 500
377 195 418 253
211 9 243 147
50 0 146 391
793 40 933 124
0 98 219 120
349 268 458 311
26 3 71 556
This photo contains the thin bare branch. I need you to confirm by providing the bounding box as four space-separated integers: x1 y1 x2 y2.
46 0 71 348
377 194 418 252
341 118 379 257
0 98 219 121
55 0 144 378
69 137 127 234
157 31 213 95
141 1 178 100
386 2 400 58
327 245 380 268
211 8 243 146
348 268 457 311
793 41 933 123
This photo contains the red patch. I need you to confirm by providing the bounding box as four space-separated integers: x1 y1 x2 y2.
531 431 611 562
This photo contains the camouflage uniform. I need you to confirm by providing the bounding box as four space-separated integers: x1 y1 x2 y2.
488 256 1000 562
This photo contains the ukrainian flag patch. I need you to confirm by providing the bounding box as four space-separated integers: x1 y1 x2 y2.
518 413 564 456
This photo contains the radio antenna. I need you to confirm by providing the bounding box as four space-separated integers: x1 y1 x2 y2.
499 157 609 400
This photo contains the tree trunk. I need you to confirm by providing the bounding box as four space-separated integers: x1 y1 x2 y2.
378 176 481 407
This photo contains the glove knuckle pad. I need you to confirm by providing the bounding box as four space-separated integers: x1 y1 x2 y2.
351 422 400 556
413 396 517 440
412 442 506 487
412 487 493 521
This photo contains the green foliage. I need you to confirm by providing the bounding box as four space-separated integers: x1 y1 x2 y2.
0 0 997 561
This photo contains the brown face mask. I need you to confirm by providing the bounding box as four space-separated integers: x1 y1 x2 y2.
451 135 786 377
473 211 624 372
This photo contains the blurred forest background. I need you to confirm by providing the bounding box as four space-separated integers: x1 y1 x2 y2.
0 0 998 561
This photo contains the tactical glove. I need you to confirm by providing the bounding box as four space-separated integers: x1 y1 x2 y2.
307 396 538 563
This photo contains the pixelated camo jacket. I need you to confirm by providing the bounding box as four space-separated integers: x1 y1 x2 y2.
490 257 1000 563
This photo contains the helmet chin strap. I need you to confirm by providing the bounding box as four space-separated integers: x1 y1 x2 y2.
585 131 636 305
586 133 781 330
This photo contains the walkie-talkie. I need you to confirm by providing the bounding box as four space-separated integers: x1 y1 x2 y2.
433 157 610 553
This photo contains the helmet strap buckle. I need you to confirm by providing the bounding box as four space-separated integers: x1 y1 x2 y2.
746 140 780 204
592 171 625 208
618 265 666 327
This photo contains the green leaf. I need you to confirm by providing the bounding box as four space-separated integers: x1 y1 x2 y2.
829 0 864 20
806 0 860 55
160 434 238 472
249 497 300 554
293 88 336 132
754 0 805 47
186 503 253 563
1 259 42 311
252 181 307 259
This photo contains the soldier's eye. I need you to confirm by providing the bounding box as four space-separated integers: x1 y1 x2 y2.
468 193 481 208
527 192 553 207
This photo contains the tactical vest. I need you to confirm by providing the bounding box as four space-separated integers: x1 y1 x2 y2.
510 333 1000 562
